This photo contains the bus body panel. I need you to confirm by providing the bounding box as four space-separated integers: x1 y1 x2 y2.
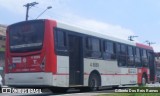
120 68 137 84
56 55 69 87
5 72 53 86
44 20 57 73
6 20 46 73
137 68 150 84
83 58 138 86
5 72 69 87
57 22 135 46
5 19 155 88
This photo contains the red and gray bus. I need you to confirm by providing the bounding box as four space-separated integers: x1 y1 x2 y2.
5 19 155 92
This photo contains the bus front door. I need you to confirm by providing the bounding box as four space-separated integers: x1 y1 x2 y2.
149 52 156 82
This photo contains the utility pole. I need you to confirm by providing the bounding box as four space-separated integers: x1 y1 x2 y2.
145 40 155 46
24 2 38 21
128 35 138 41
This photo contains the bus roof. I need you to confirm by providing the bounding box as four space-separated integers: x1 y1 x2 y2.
56 21 136 46
56 20 153 50
7 19 153 50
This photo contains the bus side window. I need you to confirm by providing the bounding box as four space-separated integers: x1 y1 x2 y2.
135 48 142 67
54 28 67 54
116 43 121 55
116 43 127 67
103 41 116 60
119 44 127 67
86 37 92 50
85 37 101 58
116 43 120 66
127 46 135 67
142 49 148 67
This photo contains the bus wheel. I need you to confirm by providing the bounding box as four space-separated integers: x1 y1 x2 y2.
88 73 100 91
142 75 147 86
138 74 147 86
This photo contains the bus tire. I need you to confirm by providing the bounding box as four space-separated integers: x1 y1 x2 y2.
141 75 147 86
139 74 147 86
88 73 101 91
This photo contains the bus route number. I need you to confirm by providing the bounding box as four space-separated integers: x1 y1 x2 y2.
90 62 99 67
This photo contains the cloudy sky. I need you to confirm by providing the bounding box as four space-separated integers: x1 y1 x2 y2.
0 0 160 52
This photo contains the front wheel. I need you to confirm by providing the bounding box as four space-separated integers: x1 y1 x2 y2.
142 76 147 86
88 73 101 91
139 75 147 86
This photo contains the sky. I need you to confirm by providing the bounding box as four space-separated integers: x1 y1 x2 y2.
0 0 160 52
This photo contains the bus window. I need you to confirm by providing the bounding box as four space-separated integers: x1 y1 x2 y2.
142 49 148 67
56 30 66 47
55 29 67 55
127 46 135 67
103 41 116 60
9 21 44 52
121 44 127 55
135 48 142 67
86 37 92 50
116 43 127 67
92 38 100 52
85 37 101 58
116 43 121 54
119 44 127 66
116 43 120 66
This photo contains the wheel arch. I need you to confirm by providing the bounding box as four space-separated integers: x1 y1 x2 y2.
88 70 101 86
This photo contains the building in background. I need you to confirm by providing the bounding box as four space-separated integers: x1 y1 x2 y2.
0 24 6 84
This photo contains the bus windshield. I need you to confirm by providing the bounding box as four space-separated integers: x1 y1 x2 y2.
9 21 44 52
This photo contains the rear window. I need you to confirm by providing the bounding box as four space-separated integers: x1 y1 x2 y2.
9 20 44 52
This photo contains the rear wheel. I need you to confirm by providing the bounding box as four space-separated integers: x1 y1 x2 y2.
88 73 101 91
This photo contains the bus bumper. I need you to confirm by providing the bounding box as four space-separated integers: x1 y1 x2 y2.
5 72 53 86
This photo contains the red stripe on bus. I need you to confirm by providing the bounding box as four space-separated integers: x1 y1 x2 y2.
53 73 137 75
84 72 137 75
100 74 137 75
136 43 153 50
53 73 69 75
